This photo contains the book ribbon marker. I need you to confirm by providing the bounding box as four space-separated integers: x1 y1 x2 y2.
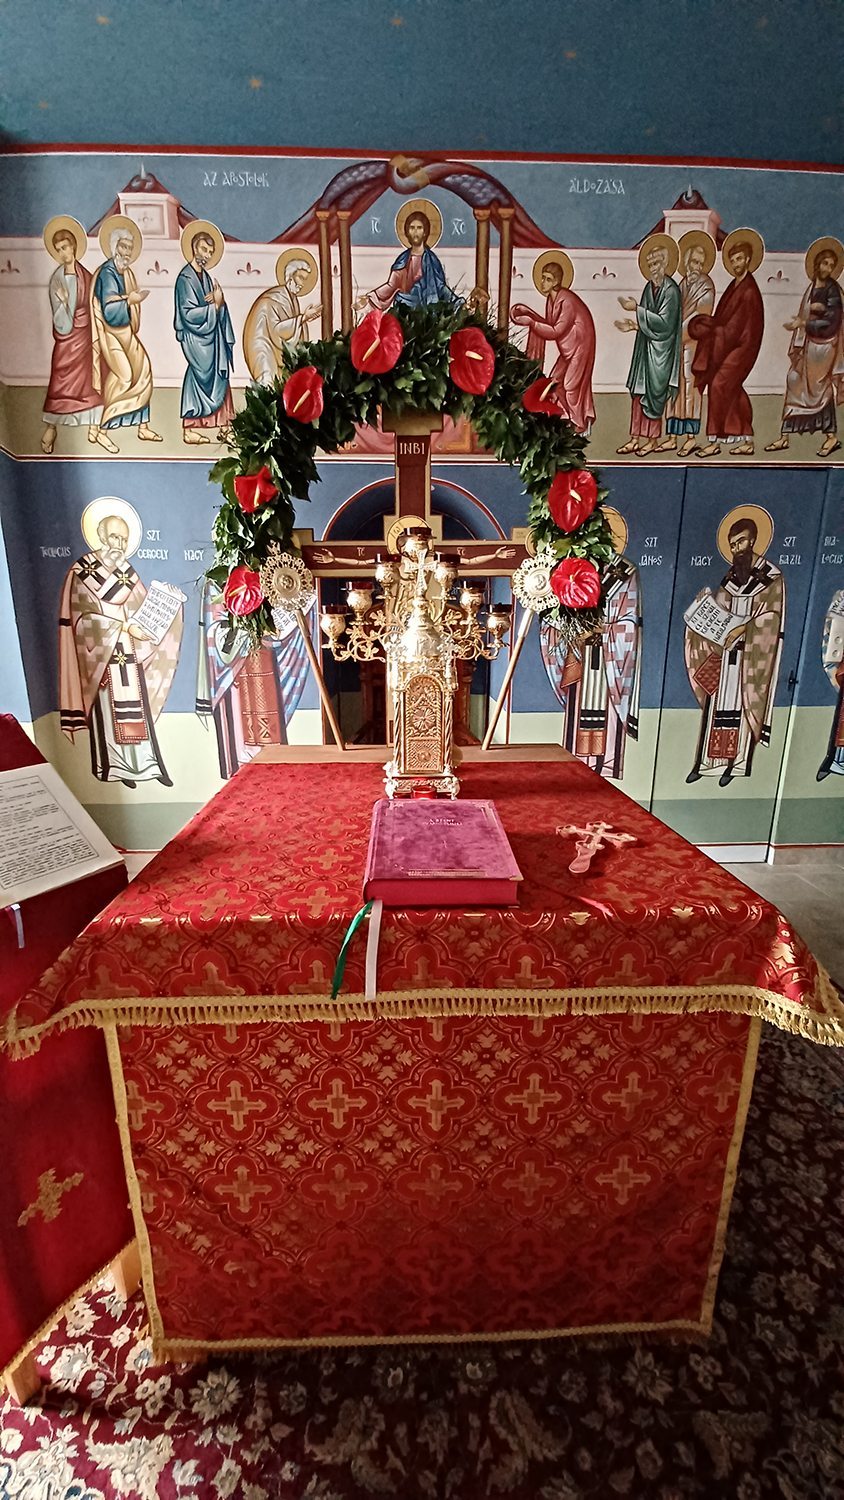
4 903 24 950
331 900 375 1000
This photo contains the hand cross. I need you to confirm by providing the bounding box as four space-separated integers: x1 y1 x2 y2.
556 821 637 875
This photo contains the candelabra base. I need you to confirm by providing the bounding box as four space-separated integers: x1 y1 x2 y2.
383 760 460 800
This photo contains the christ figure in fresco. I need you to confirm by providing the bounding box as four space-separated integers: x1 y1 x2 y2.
40 218 107 455
690 232 765 457
684 511 784 787
511 255 596 434
356 201 461 313
765 240 844 460
59 502 182 787
615 235 682 457
92 218 162 445
540 510 642 780
174 225 235 445
658 235 716 458
817 589 844 781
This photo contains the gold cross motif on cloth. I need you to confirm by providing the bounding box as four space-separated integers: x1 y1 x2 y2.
218 1165 272 1214
605 1071 657 1120
311 1077 367 1130
596 1154 650 1206
208 1080 264 1132
311 1163 368 1211
510 1158 556 1207
505 1073 563 1125
407 1077 462 1132
18 1168 84 1227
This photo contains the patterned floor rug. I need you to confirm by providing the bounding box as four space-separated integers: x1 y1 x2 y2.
1 1027 843 1500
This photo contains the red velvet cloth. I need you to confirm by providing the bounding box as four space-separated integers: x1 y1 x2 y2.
8 759 841 1047
0 716 133 1377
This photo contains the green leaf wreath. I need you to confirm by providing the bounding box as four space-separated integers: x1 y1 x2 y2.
207 302 614 647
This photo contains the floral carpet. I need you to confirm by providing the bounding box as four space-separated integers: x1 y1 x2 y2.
1 1028 843 1500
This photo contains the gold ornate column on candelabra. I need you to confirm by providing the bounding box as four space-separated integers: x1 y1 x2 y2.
320 527 511 797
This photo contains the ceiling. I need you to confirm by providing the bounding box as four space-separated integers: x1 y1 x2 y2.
1 0 841 165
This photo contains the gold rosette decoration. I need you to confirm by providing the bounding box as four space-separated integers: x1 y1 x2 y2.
511 549 557 616
259 545 316 631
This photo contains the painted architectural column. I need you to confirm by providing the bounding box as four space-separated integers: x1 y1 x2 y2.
315 209 333 338
497 207 515 331
336 210 353 334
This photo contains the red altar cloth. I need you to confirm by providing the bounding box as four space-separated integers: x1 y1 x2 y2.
4 757 841 1353
0 717 132 1381
7 759 842 1049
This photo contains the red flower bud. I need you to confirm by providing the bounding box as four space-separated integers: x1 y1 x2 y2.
448 327 495 394
350 308 404 374
547 469 599 533
233 465 278 514
522 376 563 416
550 557 602 610
223 564 264 617
283 366 324 423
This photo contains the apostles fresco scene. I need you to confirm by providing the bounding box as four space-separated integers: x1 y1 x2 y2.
0 151 842 465
0 149 841 858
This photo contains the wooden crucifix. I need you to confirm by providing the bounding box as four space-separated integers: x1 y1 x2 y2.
297 411 532 747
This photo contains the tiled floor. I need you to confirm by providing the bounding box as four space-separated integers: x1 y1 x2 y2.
724 861 844 985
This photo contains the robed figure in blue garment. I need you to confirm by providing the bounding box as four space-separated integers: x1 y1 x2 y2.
360 207 461 314
174 228 235 445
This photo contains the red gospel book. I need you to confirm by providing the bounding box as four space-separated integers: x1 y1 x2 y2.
363 797 523 907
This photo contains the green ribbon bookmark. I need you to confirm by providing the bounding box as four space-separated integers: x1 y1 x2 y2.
330 900 374 1000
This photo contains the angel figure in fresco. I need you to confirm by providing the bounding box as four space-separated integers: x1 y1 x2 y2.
817 589 844 781
243 249 322 385
40 215 109 455
59 499 183 787
92 216 161 448
355 199 461 313
690 229 765 457
765 237 844 460
174 221 235 445
684 507 784 788
510 251 596 434
540 508 642 780
657 231 717 458
615 234 682 457
195 582 311 778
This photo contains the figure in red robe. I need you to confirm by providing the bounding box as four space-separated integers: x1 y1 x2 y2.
690 238 765 456
41 224 106 454
511 260 596 433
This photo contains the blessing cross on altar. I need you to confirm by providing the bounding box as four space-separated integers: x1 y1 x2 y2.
556 821 637 875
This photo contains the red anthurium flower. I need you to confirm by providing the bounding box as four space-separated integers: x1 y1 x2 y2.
449 328 495 394
550 557 602 610
283 366 324 423
547 469 599 533
223 564 264 617
350 309 404 374
522 376 562 415
233 465 278 514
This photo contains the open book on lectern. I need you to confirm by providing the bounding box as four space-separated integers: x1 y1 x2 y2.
0 762 124 906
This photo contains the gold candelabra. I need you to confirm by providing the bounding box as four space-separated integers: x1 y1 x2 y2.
319 527 511 796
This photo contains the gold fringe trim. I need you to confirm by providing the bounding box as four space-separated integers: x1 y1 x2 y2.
6 970 843 1057
699 1016 761 1332
152 1316 709 1360
104 1023 165 1351
0 1239 135 1387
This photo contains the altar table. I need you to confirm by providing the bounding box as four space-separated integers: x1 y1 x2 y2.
5 749 842 1358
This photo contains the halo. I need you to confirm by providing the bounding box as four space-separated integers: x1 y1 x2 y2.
678 230 717 276
43 215 87 262
180 219 225 269
385 514 430 554
395 198 443 250
716 504 774 563
638 233 679 279
275 246 319 294
602 506 629 557
531 250 574 292
805 235 844 282
721 228 764 274
98 215 143 263
80 497 143 558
